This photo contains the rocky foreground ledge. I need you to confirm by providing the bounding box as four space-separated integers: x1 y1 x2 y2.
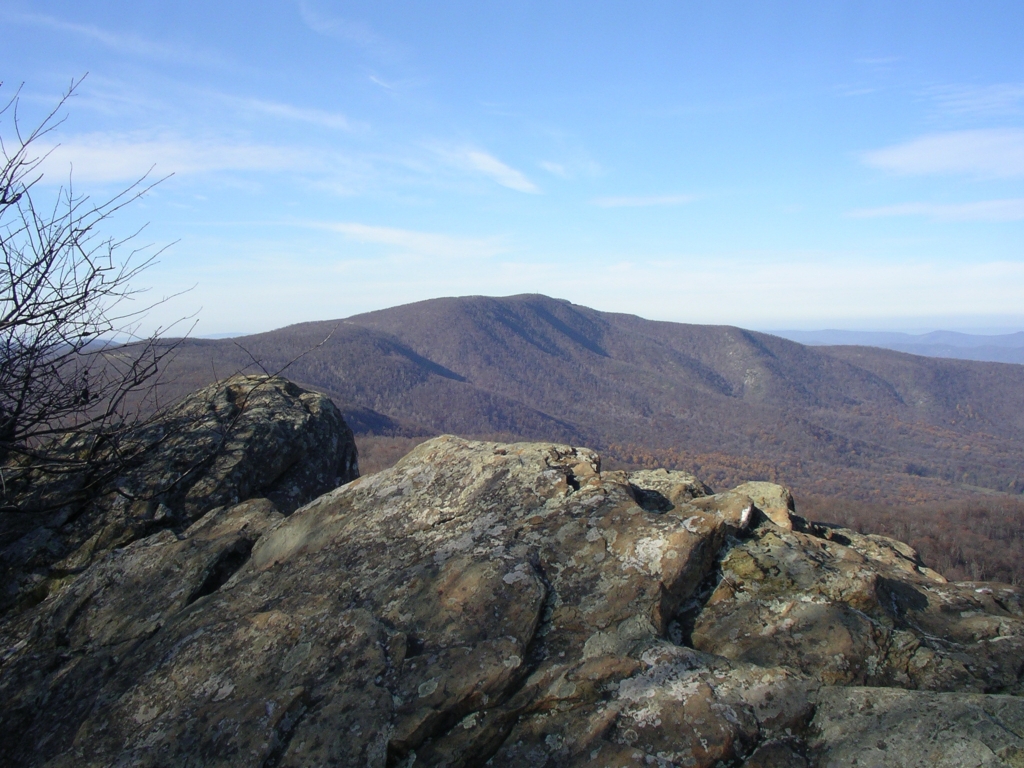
3 432 1024 766
0 375 359 616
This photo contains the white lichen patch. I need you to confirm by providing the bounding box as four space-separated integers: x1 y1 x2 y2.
664 676 704 701
627 537 666 576
133 703 162 724
211 681 235 702
502 563 532 585
681 516 703 534
618 675 659 702
626 702 663 729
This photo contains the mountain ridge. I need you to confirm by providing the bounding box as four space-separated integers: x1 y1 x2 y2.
152 294 1024 506
774 328 1024 365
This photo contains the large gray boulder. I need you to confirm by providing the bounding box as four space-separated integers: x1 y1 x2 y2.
688 517 1024 694
808 687 1024 767
0 499 284 763
2 435 1022 766
0 375 358 615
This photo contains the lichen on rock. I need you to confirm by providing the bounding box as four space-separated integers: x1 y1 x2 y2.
2 428 1023 766
0 375 358 616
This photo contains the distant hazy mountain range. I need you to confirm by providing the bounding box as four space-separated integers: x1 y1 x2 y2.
155 294 1024 506
771 329 1024 365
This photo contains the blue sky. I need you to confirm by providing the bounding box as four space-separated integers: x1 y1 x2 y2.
3 1 1024 335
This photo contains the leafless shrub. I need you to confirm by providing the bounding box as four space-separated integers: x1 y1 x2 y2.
1 78 191 511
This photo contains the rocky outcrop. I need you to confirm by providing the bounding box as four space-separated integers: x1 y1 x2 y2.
0 375 358 616
2 434 1022 766
688 517 1024 694
808 687 1024 767
0 498 285 762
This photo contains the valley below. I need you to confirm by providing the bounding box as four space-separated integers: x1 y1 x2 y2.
152 294 1024 583
3 377 1023 766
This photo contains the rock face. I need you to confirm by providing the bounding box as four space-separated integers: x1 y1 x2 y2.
0 498 285 763
0 375 358 616
689 518 1024 694
3 433 1023 766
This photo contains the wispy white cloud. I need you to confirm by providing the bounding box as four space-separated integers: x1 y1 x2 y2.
6 10 224 67
578 258 1024 326
148 224 1024 334
539 154 602 180
38 134 311 183
849 199 1024 222
539 161 568 178
432 147 540 193
863 129 1024 178
592 194 697 208
320 222 508 259
926 83 1024 117
52 75 160 114
368 74 397 90
62 77 356 133
233 97 352 130
40 130 540 199
463 150 539 193
850 56 901 78
298 1 368 40
297 0 397 59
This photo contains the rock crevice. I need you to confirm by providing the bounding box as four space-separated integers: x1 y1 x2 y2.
2 428 1023 766
0 375 358 617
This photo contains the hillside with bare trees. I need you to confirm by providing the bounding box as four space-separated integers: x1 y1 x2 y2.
149 294 1024 581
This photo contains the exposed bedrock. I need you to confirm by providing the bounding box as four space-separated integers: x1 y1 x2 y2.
0 375 359 616
1 433 1022 766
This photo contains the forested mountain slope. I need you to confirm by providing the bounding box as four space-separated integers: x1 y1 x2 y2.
156 294 1024 505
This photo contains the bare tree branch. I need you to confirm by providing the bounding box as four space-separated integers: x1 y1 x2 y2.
1 78 192 511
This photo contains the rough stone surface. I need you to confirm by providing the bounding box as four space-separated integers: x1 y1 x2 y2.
0 498 285 766
689 517 1024 693
808 687 1024 767
730 481 796 530
626 468 711 512
0 375 358 615
1 434 1022 767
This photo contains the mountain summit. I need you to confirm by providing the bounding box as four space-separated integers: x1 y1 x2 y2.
160 294 1024 505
